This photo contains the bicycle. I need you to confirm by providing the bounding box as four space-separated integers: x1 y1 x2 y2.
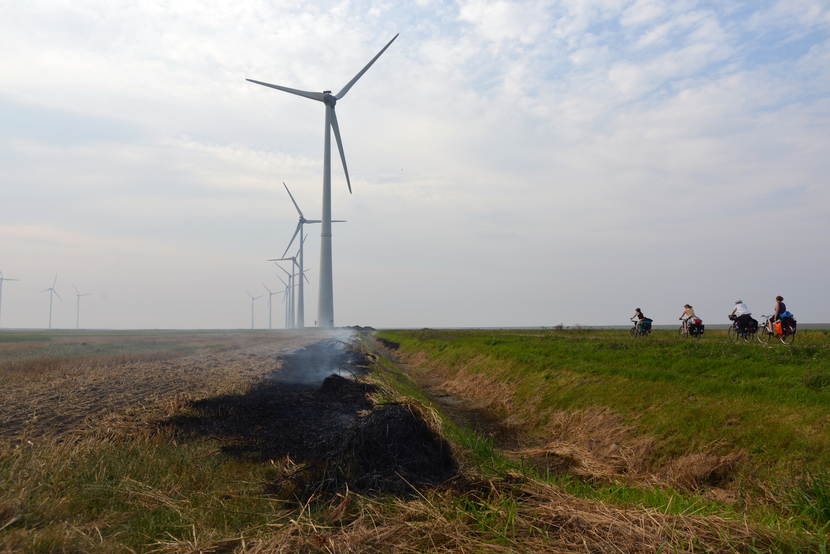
630 319 652 337
757 314 797 345
679 318 704 338
727 317 756 342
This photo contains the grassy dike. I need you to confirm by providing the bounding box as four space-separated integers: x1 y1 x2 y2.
375 328 830 548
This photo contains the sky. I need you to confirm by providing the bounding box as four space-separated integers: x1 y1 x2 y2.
1 0 829 329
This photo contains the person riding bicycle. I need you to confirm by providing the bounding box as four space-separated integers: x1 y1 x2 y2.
772 295 795 333
729 300 753 332
679 304 696 333
631 308 652 333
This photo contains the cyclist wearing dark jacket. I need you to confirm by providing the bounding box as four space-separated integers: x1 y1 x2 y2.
631 308 652 332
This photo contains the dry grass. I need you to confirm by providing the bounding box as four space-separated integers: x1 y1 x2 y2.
224 476 771 553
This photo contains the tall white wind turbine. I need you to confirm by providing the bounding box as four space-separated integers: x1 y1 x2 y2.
42 274 61 329
73 285 92 330
0 271 20 328
248 34 398 328
279 182 342 329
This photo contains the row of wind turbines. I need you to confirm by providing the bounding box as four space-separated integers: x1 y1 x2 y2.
246 33 399 329
247 183 344 330
0 271 91 329
2 34 398 331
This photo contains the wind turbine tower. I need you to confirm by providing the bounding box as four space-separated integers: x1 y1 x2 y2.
248 34 398 327
263 283 280 330
281 183 344 328
0 271 20 328
246 291 263 330
42 274 61 329
73 285 91 329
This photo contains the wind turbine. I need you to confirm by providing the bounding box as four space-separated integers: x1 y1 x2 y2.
42 274 61 329
248 34 399 328
0 271 20 328
281 182 345 328
274 272 291 329
246 291 263 330
263 283 281 330
274 263 295 329
73 285 91 329
270 253 310 329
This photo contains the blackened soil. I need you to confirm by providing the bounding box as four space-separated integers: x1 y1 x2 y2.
162 339 456 497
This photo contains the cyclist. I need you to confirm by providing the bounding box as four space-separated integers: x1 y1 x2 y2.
772 295 795 333
631 308 652 334
729 299 753 332
679 304 696 334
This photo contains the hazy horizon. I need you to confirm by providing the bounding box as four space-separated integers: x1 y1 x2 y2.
2 1 829 329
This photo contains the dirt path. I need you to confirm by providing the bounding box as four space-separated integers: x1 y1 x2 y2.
0 330 342 444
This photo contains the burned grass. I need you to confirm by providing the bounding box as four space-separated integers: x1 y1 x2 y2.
163 340 458 498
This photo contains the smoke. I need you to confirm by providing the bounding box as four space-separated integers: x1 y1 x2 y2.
270 331 361 385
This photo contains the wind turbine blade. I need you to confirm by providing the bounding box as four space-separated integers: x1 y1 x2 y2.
263 283 272 294
274 263 291 277
246 79 325 102
330 108 351 193
305 219 322 224
53 290 62 301
276 275 288 287
332 219 347 223
282 222 302 258
41 288 50 293
283 182 304 219
336 34 399 99
73 284 80 295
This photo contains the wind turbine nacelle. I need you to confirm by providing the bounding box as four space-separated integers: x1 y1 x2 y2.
322 91 337 106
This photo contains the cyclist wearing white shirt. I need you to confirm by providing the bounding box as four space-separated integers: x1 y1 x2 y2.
729 300 753 330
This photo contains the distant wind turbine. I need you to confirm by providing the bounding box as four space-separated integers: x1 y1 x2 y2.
246 291 263 330
248 34 399 328
73 285 91 329
275 272 291 329
262 283 281 330
42 274 61 329
270 253 310 329
0 271 20 328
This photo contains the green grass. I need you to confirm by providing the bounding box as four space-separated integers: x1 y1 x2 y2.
377 328 830 543
379 329 830 477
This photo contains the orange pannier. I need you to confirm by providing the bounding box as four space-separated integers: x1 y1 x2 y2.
774 321 783 336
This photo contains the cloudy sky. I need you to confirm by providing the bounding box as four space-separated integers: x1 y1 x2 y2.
1 0 829 329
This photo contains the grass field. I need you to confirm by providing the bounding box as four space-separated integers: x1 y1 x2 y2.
377 328 830 547
2 328 828 552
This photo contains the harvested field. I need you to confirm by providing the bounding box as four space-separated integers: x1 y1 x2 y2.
0 330 341 443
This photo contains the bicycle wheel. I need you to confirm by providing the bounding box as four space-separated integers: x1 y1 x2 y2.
630 326 638 337
678 325 686 337
781 327 796 345
727 326 736 341
757 325 773 344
